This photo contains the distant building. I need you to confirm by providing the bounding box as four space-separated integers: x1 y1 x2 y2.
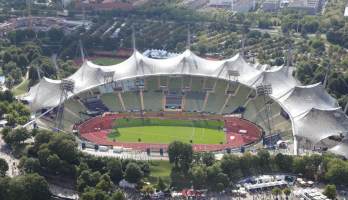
208 0 255 12
76 0 133 11
287 0 323 15
262 0 281 12
263 0 324 15
143 49 179 59
184 0 209 9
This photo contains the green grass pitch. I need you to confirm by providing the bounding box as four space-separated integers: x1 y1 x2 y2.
108 118 226 144
92 57 124 66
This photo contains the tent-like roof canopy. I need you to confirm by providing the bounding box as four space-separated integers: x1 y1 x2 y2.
21 49 348 156
293 108 348 144
329 140 348 158
278 83 339 118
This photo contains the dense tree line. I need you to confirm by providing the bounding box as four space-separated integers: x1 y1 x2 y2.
0 29 77 88
0 91 30 126
2 128 149 200
0 156 50 200
168 141 348 191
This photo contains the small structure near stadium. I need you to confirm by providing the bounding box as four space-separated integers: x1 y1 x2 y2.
21 49 348 157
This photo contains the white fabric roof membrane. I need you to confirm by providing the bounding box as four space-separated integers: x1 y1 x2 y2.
214 54 263 86
278 83 339 118
328 140 348 159
293 108 348 144
22 50 263 111
24 77 62 111
21 49 348 155
253 65 298 99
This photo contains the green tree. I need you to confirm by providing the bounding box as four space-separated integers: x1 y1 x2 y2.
168 141 193 171
96 174 113 192
124 163 143 184
257 149 271 173
110 190 126 200
107 159 123 184
141 184 155 197
9 173 50 200
272 187 282 200
220 154 242 182
275 153 293 172
18 157 40 173
47 154 61 173
202 152 215 166
156 177 166 191
2 128 30 148
207 163 229 192
323 184 337 200
0 158 9 177
324 159 348 186
189 164 207 189
283 188 291 200
0 176 10 200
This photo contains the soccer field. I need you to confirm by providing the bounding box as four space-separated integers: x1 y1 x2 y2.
108 118 226 144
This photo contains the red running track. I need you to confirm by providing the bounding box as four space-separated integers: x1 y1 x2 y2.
78 113 263 152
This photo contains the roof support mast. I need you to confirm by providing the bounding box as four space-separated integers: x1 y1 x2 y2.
55 79 75 132
79 40 85 62
186 25 191 50
256 84 273 141
27 0 33 30
132 25 136 51
323 62 331 89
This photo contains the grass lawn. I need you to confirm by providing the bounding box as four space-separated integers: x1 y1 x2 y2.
12 79 29 96
92 57 124 66
108 126 226 144
147 160 172 184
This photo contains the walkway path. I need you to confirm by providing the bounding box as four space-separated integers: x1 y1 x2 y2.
0 131 20 177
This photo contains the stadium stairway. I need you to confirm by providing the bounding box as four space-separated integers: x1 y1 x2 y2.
205 80 228 113
64 99 86 117
203 78 216 91
143 90 163 112
184 91 205 112
222 84 251 114
122 91 142 111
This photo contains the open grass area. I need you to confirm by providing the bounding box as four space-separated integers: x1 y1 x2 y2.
109 126 225 144
115 118 224 129
92 57 124 66
12 79 29 96
108 118 226 144
147 160 172 184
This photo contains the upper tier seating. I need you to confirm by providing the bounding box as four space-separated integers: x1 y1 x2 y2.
100 93 123 112
122 91 141 111
82 97 109 113
223 84 251 114
205 80 228 113
184 91 205 112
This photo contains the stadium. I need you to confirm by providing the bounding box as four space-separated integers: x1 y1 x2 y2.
21 49 348 157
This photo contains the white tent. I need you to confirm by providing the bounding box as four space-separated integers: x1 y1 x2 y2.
328 141 348 158
278 83 339 117
293 108 348 144
21 49 348 156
